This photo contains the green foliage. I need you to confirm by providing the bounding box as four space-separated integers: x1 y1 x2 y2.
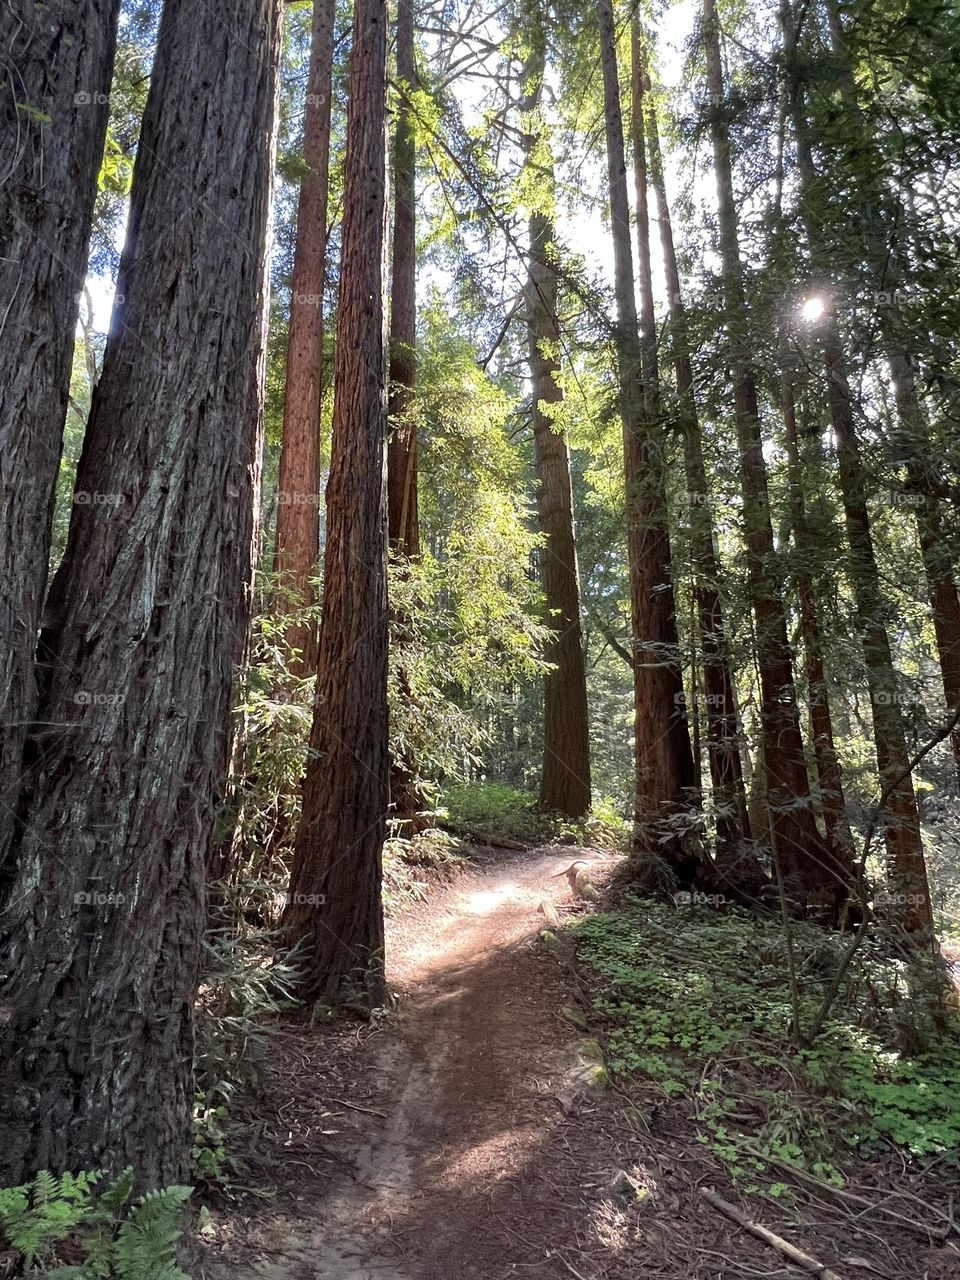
192 929 300 1183
382 829 466 911
442 781 629 849
573 902 960 1189
0 1170 191 1278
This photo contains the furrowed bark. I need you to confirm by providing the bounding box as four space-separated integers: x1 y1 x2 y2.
0 0 282 1186
283 0 390 1008
274 0 336 674
522 0 591 819
597 0 695 865
0 0 121 892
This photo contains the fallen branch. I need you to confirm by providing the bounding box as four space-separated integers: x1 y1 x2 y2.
438 820 528 851
324 1097 388 1119
700 1187 844 1280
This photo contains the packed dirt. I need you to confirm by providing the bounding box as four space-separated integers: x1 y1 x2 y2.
197 845 960 1280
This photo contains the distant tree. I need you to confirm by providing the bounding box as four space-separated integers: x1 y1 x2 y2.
637 28 753 875
597 0 695 866
274 0 337 674
702 0 841 910
283 0 390 1008
781 0 931 929
521 0 591 820
387 0 420 560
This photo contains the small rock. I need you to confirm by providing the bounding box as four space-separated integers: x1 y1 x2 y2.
561 1004 589 1031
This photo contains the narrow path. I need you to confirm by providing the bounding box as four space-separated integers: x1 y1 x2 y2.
203 845 626 1279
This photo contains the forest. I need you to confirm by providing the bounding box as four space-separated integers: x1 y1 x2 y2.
1 0 959 1275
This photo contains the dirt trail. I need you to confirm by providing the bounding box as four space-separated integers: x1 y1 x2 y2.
203 846 625 1280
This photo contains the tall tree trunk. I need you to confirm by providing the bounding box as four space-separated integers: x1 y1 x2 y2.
887 357 960 784
596 0 695 865
521 0 591 819
778 334 855 870
640 30 753 875
387 0 419 559
702 0 839 909
0 0 281 1187
0 0 121 890
821 321 932 929
274 0 336 675
386 0 426 830
823 0 960 788
283 0 390 1008
782 0 931 930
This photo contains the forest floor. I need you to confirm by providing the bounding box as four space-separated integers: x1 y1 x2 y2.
196 844 959 1280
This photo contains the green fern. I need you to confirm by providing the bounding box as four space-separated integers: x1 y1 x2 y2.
0 1168 193 1277
112 1186 193 1280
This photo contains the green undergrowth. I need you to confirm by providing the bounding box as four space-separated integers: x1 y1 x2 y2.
383 827 467 910
441 781 629 849
572 899 960 1195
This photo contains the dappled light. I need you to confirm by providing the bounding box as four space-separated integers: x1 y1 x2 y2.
1 0 958 1276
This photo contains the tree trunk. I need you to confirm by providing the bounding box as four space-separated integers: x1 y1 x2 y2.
386 0 426 829
274 0 336 675
0 0 282 1187
596 0 694 864
702 0 837 908
387 0 419 559
0 0 121 891
823 0 960 786
283 0 390 1009
782 0 931 930
521 0 591 819
641 31 753 877
887 357 960 785
778 333 856 872
821 322 932 929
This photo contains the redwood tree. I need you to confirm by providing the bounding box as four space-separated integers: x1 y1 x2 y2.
387 0 420 559
780 0 931 929
0 0 282 1187
641 42 752 870
702 0 841 908
274 0 336 674
597 0 695 860
283 0 390 1008
522 0 591 819
0 0 121 887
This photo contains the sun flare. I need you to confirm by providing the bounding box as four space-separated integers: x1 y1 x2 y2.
800 295 826 321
